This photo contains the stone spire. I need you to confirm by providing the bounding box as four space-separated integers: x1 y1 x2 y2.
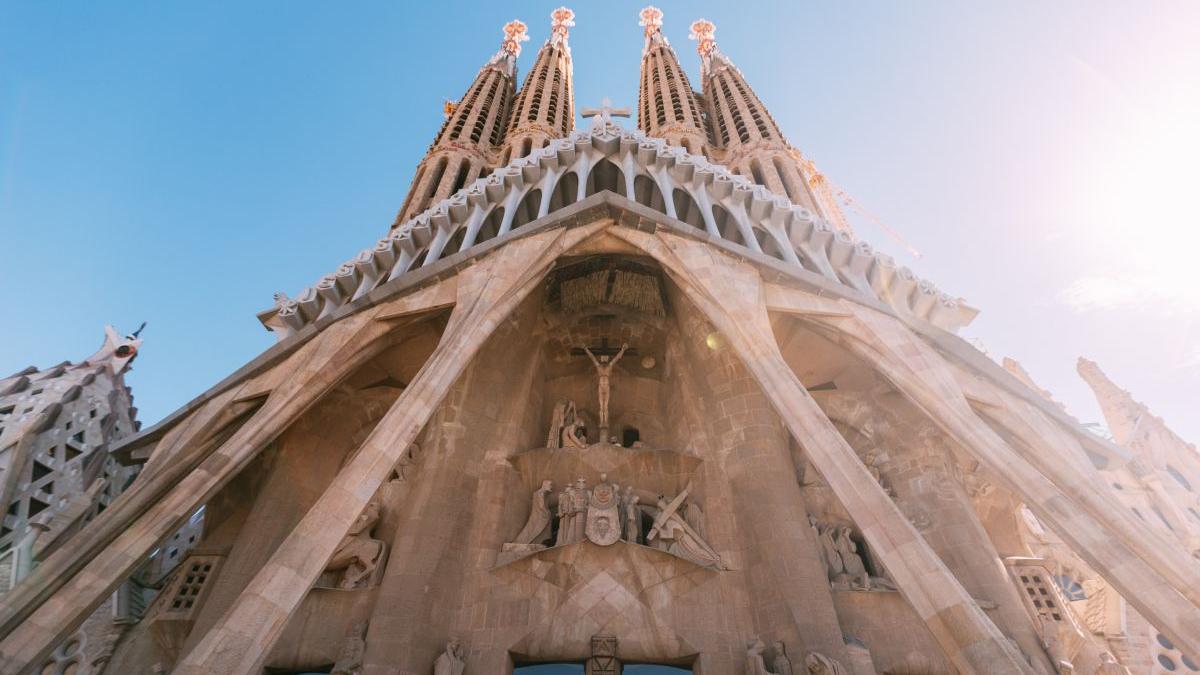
394 20 527 226
500 7 576 165
1077 358 1192 454
636 7 710 155
0 326 144 580
688 19 846 228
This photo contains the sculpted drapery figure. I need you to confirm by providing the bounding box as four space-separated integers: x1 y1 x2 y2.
547 400 587 449
583 343 628 439
571 477 590 543
773 641 794 675
557 483 576 545
834 526 871 591
325 501 384 589
623 485 641 544
513 480 554 546
648 489 724 569
745 637 773 675
432 638 465 675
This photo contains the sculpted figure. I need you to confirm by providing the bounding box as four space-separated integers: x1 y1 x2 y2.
834 526 871 591
773 641 794 675
433 638 465 675
548 400 588 449
804 652 849 675
331 621 367 675
1095 653 1129 675
816 522 844 583
623 486 641 544
1040 622 1075 674
583 343 628 437
649 494 724 569
571 478 590 543
325 501 384 589
745 637 773 675
512 480 554 545
557 484 576 545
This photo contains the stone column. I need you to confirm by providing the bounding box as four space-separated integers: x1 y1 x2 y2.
816 392 1052 671
0 308 397 672
828 303 1200 658
671 289 849 663
613 227 1035 675
173 225 604 675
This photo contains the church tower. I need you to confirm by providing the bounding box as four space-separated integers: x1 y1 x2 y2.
500 7 576 165
394 20 527 225
636 7 710 156
688 19 852 230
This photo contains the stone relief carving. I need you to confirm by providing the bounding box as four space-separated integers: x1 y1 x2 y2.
547 400 587 449
647 487 725 569
586 474 622 546
324 501 385 590
502 480 555 558
772 640 794 675
745 637 773 675
810 517 896 592
804 652 850 675
500 477 724 569
432 638 465 675
330 621 367 675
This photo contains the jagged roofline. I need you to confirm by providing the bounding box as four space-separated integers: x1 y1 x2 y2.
262 123 977 338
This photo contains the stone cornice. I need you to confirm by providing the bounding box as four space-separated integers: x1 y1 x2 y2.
262 123 976 339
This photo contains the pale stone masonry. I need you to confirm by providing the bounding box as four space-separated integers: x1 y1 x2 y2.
4 7 1200 675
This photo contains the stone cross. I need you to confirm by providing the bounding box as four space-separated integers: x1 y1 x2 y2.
581 97 631 130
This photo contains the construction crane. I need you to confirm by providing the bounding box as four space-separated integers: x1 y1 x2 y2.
792 149 924 260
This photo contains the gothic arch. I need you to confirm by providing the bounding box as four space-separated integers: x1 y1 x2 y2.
548 172 579 213
671 189 704 229
476 206 504 245
633 175 666 214
510 189 543 230
585 159 626 198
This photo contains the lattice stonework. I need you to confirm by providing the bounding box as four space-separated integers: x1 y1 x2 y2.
161 555 222 618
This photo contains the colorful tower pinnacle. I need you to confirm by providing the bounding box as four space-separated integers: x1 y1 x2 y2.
637 7 710 155
688 18 840 225
501 7 576 165
394 20 526 225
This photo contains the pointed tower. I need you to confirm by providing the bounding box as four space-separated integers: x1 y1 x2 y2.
636 7 710 155
1078 358 1200 549
500 7 576 165
394 20 527 226
0 327 144 586
688 19 850 230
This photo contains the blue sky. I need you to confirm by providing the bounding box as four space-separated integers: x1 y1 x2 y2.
2 2 1198 443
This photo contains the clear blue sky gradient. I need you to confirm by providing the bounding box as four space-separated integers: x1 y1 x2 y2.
3 2 1198 448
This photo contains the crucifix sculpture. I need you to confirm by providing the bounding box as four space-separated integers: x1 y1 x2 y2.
572 339 633 441
580 97 631 131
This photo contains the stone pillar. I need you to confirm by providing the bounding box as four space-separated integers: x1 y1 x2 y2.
172 225 604 675
671 290 849 663
361 297 545 675
614 227 1035 675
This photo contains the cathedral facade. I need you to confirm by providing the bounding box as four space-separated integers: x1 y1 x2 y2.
3 8 1200 675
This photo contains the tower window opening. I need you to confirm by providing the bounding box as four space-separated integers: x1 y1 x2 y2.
448 161 471 196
